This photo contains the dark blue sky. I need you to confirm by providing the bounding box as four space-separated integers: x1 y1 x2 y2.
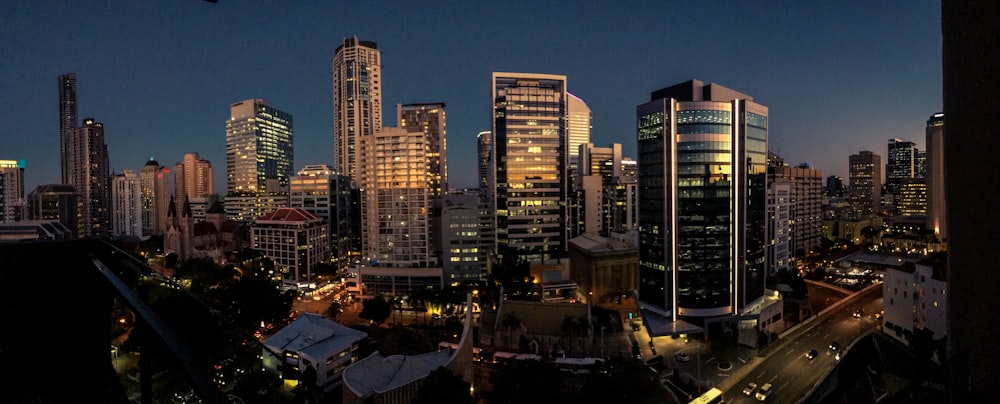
2 1 941 192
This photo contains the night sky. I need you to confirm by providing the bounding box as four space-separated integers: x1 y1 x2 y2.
2 1 942 192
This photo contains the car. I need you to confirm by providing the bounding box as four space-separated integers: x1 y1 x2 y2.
828 341 840 351
806 348 818 360
674 352 690 363
755 383 773 401
743 382 758 396
853 309 864 318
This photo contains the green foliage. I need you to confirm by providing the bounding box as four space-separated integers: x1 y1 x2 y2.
412 367 472 404
360 295 392 324
490 252 534 299
487 360 562 403
172 257 291 331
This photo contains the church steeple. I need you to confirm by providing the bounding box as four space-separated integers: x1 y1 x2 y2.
167 196 177 218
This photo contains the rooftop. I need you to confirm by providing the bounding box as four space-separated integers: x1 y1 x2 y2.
263 313 366 359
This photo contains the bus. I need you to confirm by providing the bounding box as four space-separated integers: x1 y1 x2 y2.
688 387 724 404
553 357 604 374
437 342 482 362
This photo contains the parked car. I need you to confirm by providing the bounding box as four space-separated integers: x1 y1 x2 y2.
755 383 773 401
674 352 690 363
743 382 758 396
806 348 818 360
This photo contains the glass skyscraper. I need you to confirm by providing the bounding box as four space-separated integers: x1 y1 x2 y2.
636 79 767 324
492 72 568 264
225 99 293 195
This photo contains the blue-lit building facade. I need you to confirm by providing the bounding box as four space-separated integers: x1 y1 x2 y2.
636 80 768 328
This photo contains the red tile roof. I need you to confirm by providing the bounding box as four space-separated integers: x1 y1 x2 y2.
256 208 321 223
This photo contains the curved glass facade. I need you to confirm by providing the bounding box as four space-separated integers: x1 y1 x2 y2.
637 80 768 321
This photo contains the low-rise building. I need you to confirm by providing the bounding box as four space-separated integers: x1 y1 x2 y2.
883 252 947 351
262 313 367 392
252 207 329 282
568 233 638 300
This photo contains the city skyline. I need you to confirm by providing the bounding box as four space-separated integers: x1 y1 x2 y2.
2 1 941 194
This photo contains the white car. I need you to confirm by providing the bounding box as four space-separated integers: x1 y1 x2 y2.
742 382 758 396
755 383 773 401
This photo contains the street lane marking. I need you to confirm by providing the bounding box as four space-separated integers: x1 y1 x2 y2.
779 381 789 391
785 349 794 356
758 371 766 379
768 374 778 384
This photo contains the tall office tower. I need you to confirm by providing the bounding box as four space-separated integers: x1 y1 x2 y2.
360 126 433 267
896 178 927 217
440 192 485 284
476 131 495 269
886 138 918 209
849 151 882 218
111 170 142 237
576 143 638 237
174 152 213 200
27 184 78 237
943 1 1000 399
332 37 382 185
289 164 353 271
767 178 792 274
825 175 845 197
492 72 569 264
65 118 111 237
0 160 25 223
225 99 293 195
397 103 447 198
768 160 824 257
140 160 172 235
925 113 946 239
59 73 78 184
915 149 927 178
567 93 592 175
636 79 768 323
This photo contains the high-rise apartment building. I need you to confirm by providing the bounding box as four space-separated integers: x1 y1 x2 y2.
897 178 928 217
332 38 382 185
27 184 78 237
360 126 434 267
849 151 882 218
636 79 768 322
0 160 25 223
174 152 213 200
65 118 111 237
925 113 945 239
225 99 293 195
59 73 78 184
768 161 824 257
767 179 793 274
826 175 846 197
576 143 638 237
140 159 171 236
289 165 353 271
492 72 569 264
112 170 142 237
397 103 447 198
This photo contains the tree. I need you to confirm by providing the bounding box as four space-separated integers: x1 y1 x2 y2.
360 296 391 324
561 316 590 356
412 367 472 404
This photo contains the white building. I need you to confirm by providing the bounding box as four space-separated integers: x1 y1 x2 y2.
112 170 142 237
767 179 792 274
262 313 367 392
883 253 947 347
252 208 329 282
